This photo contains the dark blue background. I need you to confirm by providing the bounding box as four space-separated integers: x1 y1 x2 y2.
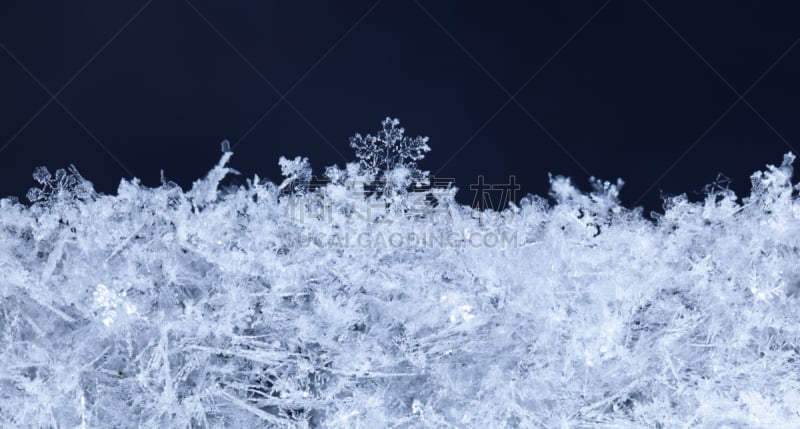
2 1 799 215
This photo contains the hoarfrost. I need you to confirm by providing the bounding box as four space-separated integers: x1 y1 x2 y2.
1 119 799 427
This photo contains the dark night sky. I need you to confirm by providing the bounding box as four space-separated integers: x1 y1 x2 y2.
1 1 799 215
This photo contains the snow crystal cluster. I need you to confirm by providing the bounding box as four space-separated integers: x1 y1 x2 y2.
1 118 800 428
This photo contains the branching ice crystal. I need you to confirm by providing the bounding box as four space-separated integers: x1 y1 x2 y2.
349 117 431 188
1 118 799 427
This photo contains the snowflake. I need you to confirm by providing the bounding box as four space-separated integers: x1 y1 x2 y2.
349 117 430 189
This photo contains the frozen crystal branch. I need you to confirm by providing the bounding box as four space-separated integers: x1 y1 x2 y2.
349 117 431 191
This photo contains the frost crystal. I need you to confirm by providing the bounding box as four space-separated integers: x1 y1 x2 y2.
32 166 52 184
1 119 800 428
278 156 312 195
349 117 431 188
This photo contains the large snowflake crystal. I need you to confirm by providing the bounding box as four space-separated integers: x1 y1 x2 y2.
349 117 431 187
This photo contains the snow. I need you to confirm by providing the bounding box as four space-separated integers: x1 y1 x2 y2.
0 119 799 427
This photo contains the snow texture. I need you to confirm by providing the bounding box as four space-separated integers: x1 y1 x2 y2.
1 118 800 428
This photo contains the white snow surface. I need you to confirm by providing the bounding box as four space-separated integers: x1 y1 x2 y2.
1 120 800 427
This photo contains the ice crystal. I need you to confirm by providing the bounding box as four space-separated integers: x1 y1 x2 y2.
1 120 799 428
349 117 431 189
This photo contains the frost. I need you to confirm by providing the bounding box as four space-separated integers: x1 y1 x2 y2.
188 146 239 205
449 304 475 323
92 283 138 327
349 117 431 189
32 166 52 185
26 165 95 202
278 155 312 194
1 119 800 427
